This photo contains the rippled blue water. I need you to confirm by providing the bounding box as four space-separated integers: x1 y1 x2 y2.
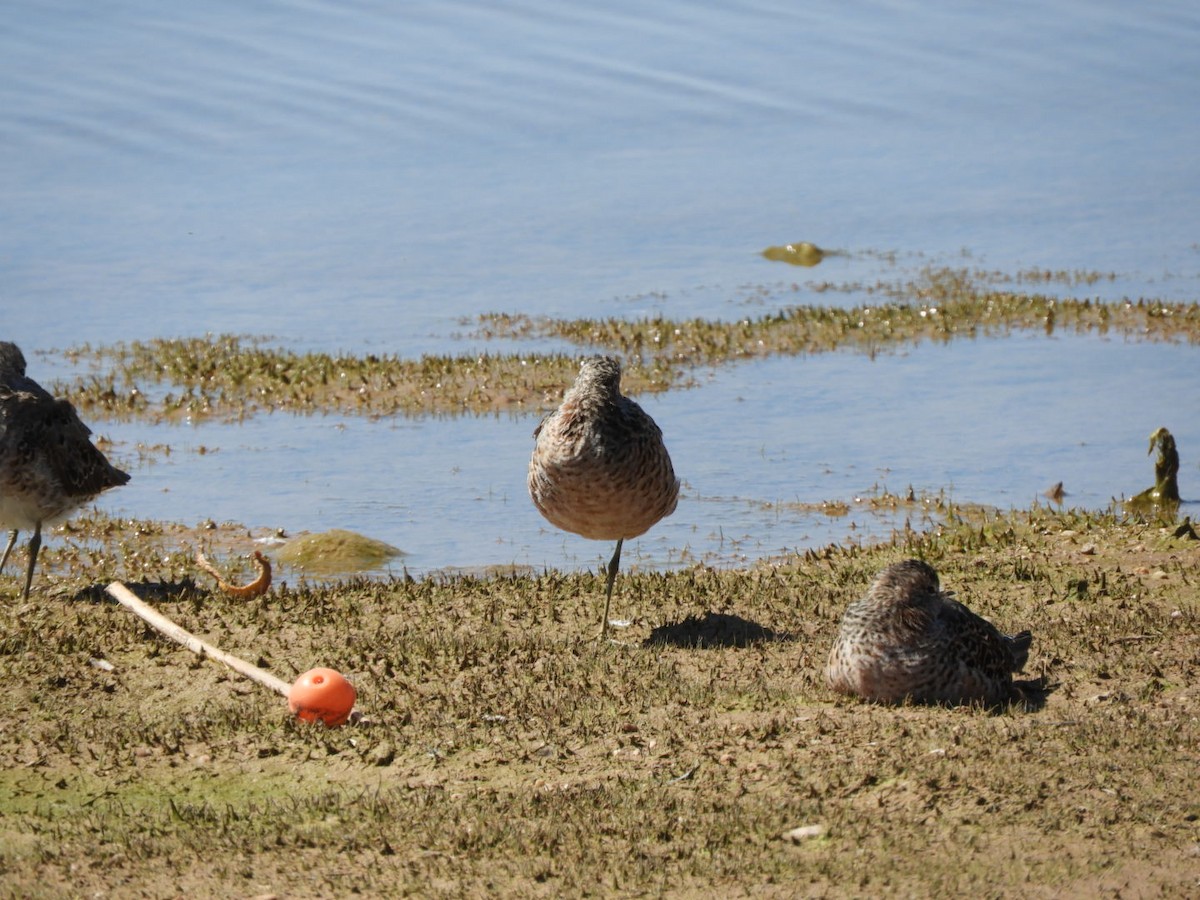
2 0 1198 574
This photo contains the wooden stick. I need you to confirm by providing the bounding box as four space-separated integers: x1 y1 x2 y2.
105 581 291 697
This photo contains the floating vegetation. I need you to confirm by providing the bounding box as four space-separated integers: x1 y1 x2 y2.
1043 481 1066 504
758 484 953 519
274 529 404 575
1126 427 1182 517
1146 427 1182 503
481 274 1200 370
1011 266 1120 287
760 241 827 267
60 338 643 422
57 268 1200 421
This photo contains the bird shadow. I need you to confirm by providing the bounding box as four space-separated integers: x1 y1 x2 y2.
645 612 794 649
72 578 202 605
850 677 1055 714
1011 677 1055 713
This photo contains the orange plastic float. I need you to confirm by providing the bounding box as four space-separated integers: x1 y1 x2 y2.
288 667 357 727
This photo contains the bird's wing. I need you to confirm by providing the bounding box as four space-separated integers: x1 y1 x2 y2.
7 392 127 497
933 597 1024 676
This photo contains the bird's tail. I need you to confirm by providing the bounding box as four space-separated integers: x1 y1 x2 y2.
107 462 132 488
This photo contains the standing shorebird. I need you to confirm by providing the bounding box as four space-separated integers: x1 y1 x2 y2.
529 356 679 639
826 559 1032 706
0 342 130 599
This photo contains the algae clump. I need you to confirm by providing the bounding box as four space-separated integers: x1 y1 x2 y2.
275 529 403 574
1125 426 1182 517
761 241 825 266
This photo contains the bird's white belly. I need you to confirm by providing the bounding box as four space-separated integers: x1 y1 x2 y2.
0 493 43 530
0 491 69 530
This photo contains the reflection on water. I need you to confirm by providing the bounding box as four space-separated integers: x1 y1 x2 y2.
92 333 1199 576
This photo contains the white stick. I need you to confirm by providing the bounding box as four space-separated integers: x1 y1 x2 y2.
105 581 291 697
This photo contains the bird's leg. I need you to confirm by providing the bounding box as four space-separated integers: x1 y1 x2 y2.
598 538 624 640
0 529 17 574
21 523 41 600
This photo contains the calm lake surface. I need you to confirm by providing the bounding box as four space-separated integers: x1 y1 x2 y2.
2 0 1198 574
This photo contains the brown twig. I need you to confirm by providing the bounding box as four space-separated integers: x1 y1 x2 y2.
194 549 272 598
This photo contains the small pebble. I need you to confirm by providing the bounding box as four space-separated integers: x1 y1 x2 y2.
782 824 827 843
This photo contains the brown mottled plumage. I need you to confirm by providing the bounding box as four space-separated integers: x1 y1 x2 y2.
0 342 130 599
826 559 1032 706
528 356 679 638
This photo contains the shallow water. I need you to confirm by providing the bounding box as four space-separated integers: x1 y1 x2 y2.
95 332 1199 576
2 0 1198 573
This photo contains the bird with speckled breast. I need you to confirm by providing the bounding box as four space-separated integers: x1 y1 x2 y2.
826 559 1032 706
0 342 130 599
528 356 679 639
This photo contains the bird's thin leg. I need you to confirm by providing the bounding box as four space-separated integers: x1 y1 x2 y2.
0 529 17 574
21 523 41 600
598 538 624 640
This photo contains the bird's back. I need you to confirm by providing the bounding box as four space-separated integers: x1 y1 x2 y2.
0 384 129 527
919 595 1030 704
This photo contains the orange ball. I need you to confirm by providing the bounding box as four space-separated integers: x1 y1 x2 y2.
288 667 356 727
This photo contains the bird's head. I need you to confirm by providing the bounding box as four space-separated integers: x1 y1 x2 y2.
576 355 623 395
0 342 28 380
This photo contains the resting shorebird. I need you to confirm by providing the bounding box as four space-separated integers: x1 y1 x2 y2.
529 356 679 639
0 342 130 599
826 559 1032 706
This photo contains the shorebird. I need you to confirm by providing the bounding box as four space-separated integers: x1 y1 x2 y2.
826 559 1032 706
0 342 130 599
528 356 679 639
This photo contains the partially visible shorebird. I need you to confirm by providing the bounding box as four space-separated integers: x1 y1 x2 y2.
826 559 1032 707
0 342 130 599
528 356 679 639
